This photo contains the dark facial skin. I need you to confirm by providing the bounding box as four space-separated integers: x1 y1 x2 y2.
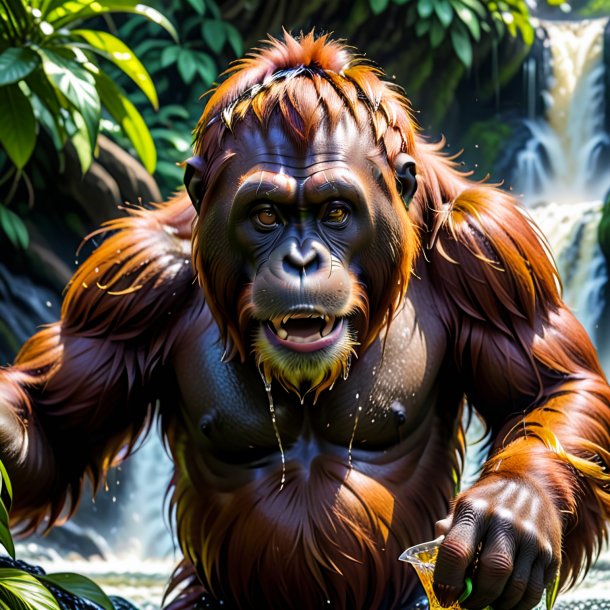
199 117 399 394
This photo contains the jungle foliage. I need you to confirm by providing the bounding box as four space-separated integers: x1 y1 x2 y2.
0 459 119 609
0 0 176 248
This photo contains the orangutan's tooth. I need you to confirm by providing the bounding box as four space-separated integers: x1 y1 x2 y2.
321 315 335 337
282 314 290 326
277 328 288 340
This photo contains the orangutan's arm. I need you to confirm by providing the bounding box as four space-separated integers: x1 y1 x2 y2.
0 195 198 533
426 185 610 609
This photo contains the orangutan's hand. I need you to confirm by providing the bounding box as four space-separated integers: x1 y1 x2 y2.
432 475 562 610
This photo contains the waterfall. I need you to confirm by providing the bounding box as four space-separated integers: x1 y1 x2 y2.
512 19 610 373
515 19 610 205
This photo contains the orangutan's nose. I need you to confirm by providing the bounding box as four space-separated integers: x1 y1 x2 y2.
282 240 322 277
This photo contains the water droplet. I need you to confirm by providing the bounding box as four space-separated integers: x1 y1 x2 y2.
260 373 286 491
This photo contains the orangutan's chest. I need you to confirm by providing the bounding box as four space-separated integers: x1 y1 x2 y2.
171 289 448 464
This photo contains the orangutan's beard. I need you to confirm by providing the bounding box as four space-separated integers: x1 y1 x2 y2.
252 322 359 401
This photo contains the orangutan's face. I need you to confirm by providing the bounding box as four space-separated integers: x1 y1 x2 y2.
196 115 410 398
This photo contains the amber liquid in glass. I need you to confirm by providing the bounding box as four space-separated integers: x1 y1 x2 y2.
399 538 461 610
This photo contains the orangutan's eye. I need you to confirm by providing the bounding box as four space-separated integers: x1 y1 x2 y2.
322 203 350 227
252 204 279 230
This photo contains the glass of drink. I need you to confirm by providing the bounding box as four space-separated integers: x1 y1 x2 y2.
399 537 559 610
399 536 463 609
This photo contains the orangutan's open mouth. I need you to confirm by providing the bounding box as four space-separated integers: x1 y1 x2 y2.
265 313 345 352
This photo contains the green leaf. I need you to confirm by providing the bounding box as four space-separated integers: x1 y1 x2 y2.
434 0 454 26
545 570 560 610
203 19 226 54
415 18 431 36
0 569 60 610
417 0 434 18
72 29 157 108
0 84 36 169
40 573 114 610
206 0 221 18
224 22 243 57
370 0 390 13
94 71 156 172
0 512 15 558
0 48 40 86
177 48 197 84
66 108 93 172
194 51 217 85
48 1 178 43
26 71 69 150
450 25 473 67
0 205 28 253
185 0 206 15
38 49 101 148
160 45 181 68
0 458 13 506
429 18 446 47
456 0 487 18
455 5 481 40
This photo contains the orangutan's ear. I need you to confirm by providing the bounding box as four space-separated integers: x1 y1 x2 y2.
184 156 206 213
394 152 417 209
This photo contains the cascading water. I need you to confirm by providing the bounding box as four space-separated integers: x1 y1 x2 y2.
514 19 610 336
514 18 610 369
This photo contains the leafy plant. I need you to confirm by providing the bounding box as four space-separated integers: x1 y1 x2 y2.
104 0 244 195
386 0 537 68
0 459 120 609
0 0 178 248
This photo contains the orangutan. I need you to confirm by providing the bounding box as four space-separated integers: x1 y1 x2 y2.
1 31 610 610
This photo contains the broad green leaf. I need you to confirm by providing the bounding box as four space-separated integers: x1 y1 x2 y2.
435 0 454 26
203 19 226 54
0 48 40 86
224 22 243 57
417 0 434 18
177 48 197 84
48 1 178 42
40 573 114 610
38 48 101 148
0 84 36 169
455 5 481 40
26 71 69 149
429 18 446 48
72 29 157 108
370 0 390 14
450 25 473 67
94 71 156 172
0 569 60 610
